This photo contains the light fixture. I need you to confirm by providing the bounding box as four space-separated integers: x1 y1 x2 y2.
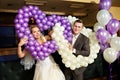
70 4 85 8
44 11 66 15
63 0 99 4
0 9 18 13
73 12 87 16
25 0 47 6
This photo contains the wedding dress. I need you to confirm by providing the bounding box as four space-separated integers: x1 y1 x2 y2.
21 52 65 80
33 55 65 80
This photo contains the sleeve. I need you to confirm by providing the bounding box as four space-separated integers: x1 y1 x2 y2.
20 53 35 70
74 38 90 57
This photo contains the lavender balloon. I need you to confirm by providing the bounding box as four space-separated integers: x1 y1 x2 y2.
99 0 112 10
100 42 109 52
106 19 120 35
96 29 110 44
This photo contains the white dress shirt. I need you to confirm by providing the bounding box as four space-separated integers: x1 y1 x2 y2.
72 34 80 53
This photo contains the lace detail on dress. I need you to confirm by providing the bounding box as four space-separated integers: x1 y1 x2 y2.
20 53 35 70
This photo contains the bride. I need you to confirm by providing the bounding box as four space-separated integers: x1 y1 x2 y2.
18 25 65 80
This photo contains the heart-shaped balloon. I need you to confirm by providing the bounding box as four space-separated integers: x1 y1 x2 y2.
15 5 72 60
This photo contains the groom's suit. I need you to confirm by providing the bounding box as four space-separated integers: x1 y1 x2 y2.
64 33 90 80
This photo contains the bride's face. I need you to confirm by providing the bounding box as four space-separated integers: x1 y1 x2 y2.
31 27 41 39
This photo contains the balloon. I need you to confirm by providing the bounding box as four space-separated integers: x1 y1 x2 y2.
99 0 112 10
97 9 111 26
103 48 117 64
110 37 120 51
96 29 110 44
99 42 109 51
93 22 104 32
117 51 120 58
106 19 120 35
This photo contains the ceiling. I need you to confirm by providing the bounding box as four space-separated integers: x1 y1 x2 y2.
0 0 120 26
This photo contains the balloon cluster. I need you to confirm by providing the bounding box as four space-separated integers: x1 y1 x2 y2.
94 0 120 64
14 5 72 60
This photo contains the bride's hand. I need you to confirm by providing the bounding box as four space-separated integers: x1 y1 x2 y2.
18 38 28 47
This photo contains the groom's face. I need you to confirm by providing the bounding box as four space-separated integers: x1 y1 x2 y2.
72 22 83 35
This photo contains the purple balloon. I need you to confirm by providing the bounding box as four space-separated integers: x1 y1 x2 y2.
106 19 120 35
99 42 109 51
32 9 37 15
25 30 30 35
17 14 23 19
22 23 28 28
117 51 120 58
37 10 42 15
28 41 34 46
99 0 112 10
28 5 34 10
29 46 35 52
23 7 29 13
23 13 29 18
18 33 24 38
34 6 39 11
32 51 37 56
49 43 55 49
19 19 24 24
42 47 48 52
40 56 45 60
15 24 21 29
37 51 44 57
34 14 39 19
35 56 40 61
36 19 41 24
96 29 109 44
18 9 24 14
19 27 25 32
44 53 49 57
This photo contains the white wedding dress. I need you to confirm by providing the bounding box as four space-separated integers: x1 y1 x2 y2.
21 52 65 80
33 55 65 80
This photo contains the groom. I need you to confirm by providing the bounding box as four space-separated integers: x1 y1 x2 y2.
53 19 90 80
64 19 90 80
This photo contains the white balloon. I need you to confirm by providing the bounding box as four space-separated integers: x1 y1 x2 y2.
65 61 71 67
110 37 120 51
70 65 76 70
97 9 111 26
103 48 117 64
93 22 104 32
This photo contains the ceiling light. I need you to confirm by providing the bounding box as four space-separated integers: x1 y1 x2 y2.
63 0 99 4
44 11 66 15
25 0 47 6
0 9 18 13
73 12 87 16
26 2 45 6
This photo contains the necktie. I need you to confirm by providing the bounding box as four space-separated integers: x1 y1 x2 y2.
72 35 77 46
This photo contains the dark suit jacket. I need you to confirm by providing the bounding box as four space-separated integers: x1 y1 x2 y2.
73 33 90 57
64 33 90 80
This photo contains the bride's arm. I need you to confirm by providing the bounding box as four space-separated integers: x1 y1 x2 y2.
18 38 28 58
